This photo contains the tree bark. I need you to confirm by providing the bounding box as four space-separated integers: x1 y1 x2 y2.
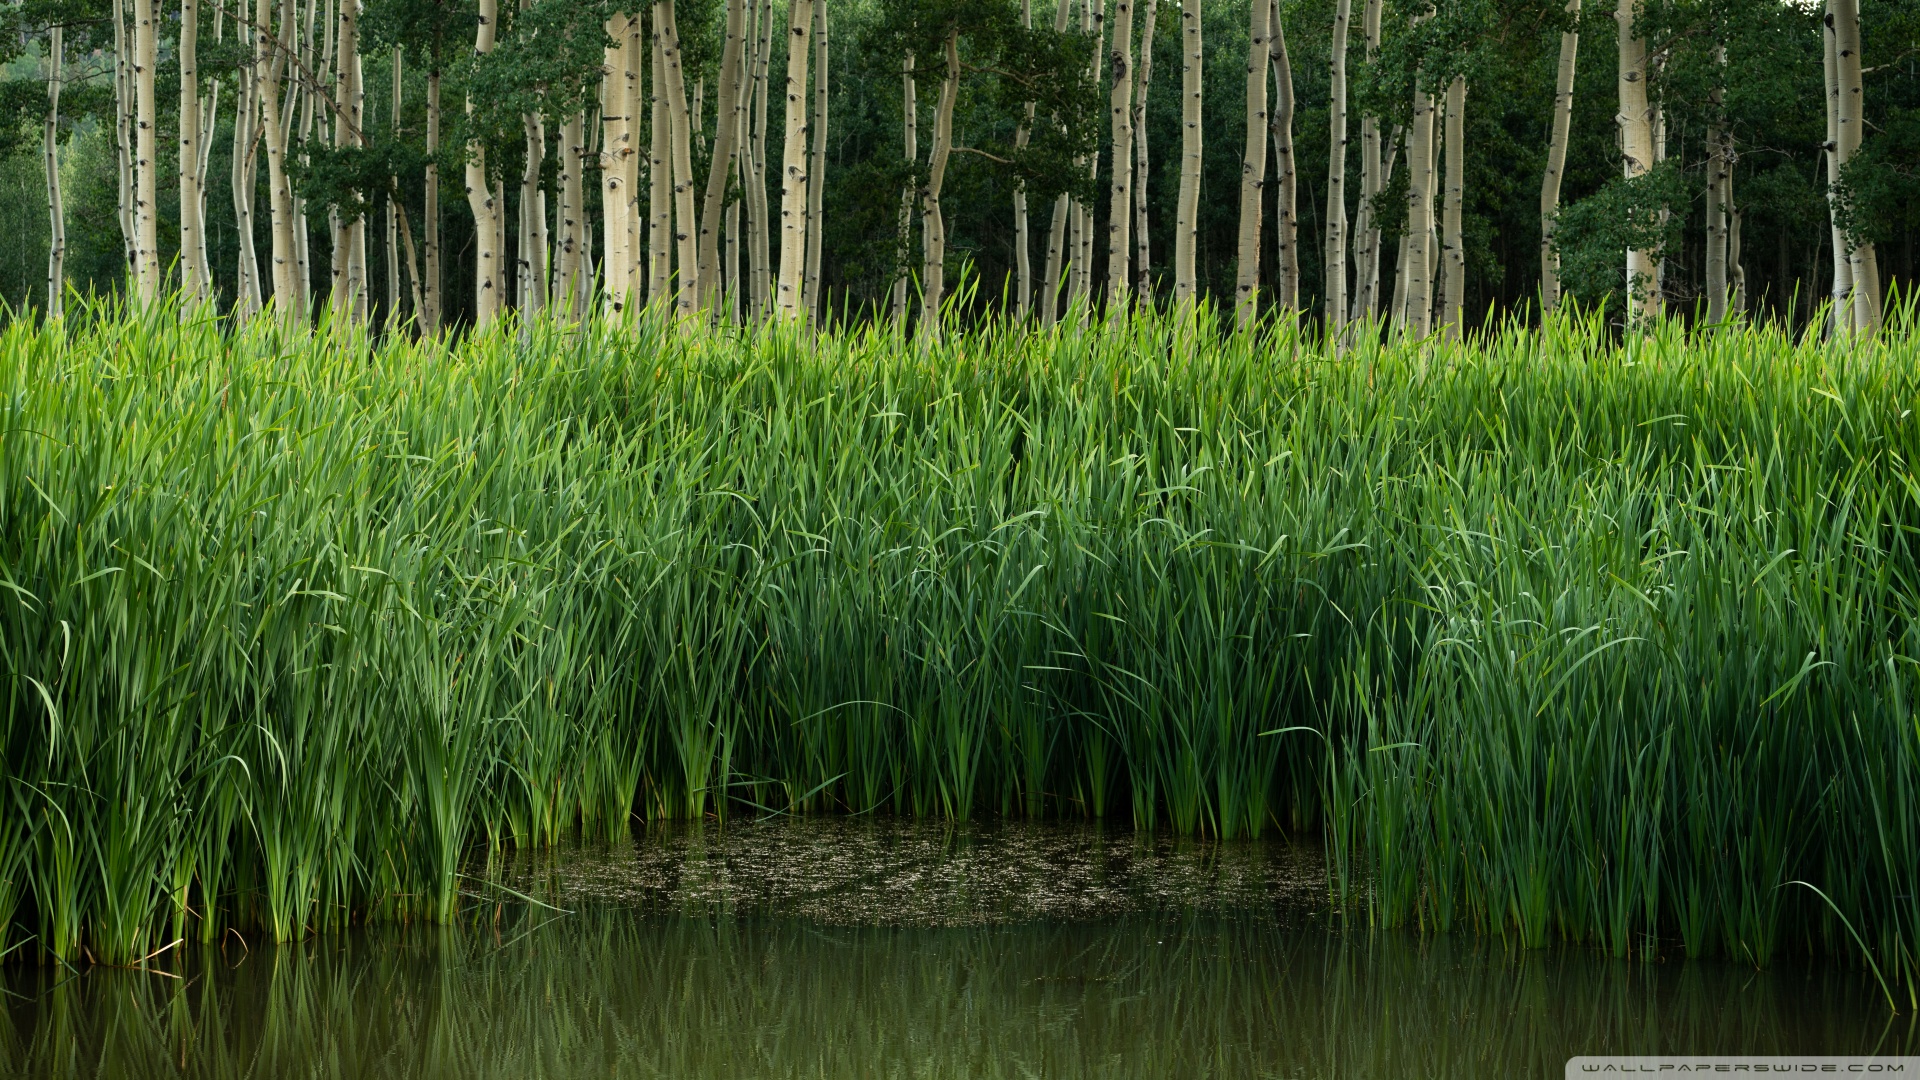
776 0 814 318
522 110 548 316
1108 0 1136 313
465 0 501 325
1400 82 1434 334
1013 0 1034 321
1232 0 1267 326
604 16 634 313
1616 0 1658 320
232 26 261 318
387 48 402 324
1172 0 1201 308
557 111 586 316
1832 0 1878 335
1705 46 1728 325
1822 4 1852 336
133 0 160 299
805 0 829 319
336 0 366 319
649 23 672 304
1322 0 1349 334
259 0 302 319
1269 0 1297 311
424 69 441 333
748 0 773 318
44 25 66 319
1441 74 1464 336
114 0 136 272
894 52 915 324
179 0 206 302
1347 0 1380 323
920 27 959 336
1540 0 1578 314
1132 0 1157 301
699 0 748 313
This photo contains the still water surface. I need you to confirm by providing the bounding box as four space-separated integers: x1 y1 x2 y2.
3 819 1908 1078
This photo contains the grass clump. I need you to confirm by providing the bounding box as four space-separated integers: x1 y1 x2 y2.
1 298 1917 1005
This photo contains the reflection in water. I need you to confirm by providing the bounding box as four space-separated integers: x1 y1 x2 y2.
2 821 1910 1079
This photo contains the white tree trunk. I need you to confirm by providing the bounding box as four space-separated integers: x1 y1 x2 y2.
465 0 501 325
1705 47 1728 325
1133 0 1157 301
522 110 548 316
1108 0 1136 313
1172 0 1202 308
805 0 829 319
424 70 441 333
920 28 959 336
604 17 634 313
1540 0 1578 313
661 1 698 316
557 111 585 316
1832 0 1878 335
114 0 136 272
179 0 206 302
1441 74 1465 336
893 52 915 325
1269 0 1297 311
387 48 403 324
44 25 66 319
748 0 773 318
1822 5 1852 337
259 0 302 319
1348 0 1380 323
776 0 814 318
231 30 262 318
1322 0 1349 334
133 0 160 299
1400 83 1434 334
699 0 748 312
1232 0 1268 326
1616 0 1658 320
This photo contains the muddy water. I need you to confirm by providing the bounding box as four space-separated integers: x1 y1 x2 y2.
2 820 1908 1078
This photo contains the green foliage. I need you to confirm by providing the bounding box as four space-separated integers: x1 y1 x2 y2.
1549 159 1691 309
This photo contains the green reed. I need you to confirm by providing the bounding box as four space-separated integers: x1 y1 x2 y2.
1 295 1917 1003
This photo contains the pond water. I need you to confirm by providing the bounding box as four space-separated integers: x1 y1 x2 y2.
3 819 1909 1078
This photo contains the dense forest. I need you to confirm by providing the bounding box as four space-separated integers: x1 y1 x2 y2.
0 0 1914 332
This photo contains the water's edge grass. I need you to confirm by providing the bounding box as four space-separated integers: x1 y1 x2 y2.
2 299 1916 1007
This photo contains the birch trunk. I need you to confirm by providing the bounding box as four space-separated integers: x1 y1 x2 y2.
624 17 643 303
232 31 261 318
1269 0 1297 311
699 0 748 312
748 0 772 317
1322 0 1349 334
1232 0 1267 326
424 69 441 333
605 14 632 310
465 0 501 325
659 0 699 315
336 0 367 319
1616 0 1658 320
1108 0 1136 313
387 49 402 324
1172 0 1202 308
522 111 548 315
776 0 814 318
1705 49 1728 324
133 0 160 299
1133 0 1157 300
893 53 915 324
1399 83 1434 334
1832 0 1878 335
114 0 136 271
805 0 829 319
1440 74 1464 336
44 26 66 318
259 0 301 318
557 112 584 316
920 28 959 336
179 0 206 302
1075 0 1103 313
1540 0 1578 313
1348 0 1380 322
649 25 672 302
1822 4 1851 336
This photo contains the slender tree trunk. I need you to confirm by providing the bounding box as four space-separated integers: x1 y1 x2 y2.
387 48 402 324
1400 82 1434 334
1269 0 1297 311
232 29 261 318
605 13 632 311
556 112 583 316
1012 0 1034 321
1441 74 1465 336
1322 0 1349 334
195 12 220 291
920 28 959 336
649 23 672 303
1540 0 1578 313
44 25 66 319
805 0 829 319
1232 0 1268 326
1108 0 1136 313
465 0 501 325
1172 0 1202 308
133 0 159 298
259 0 301 318
336 0 366 319
659 0 699 315
1075 0 1103 313
1356 129 1397 319
776 0 814 318
1832 0 1878 334
624 16 643 304
179 0 206 302
1133 0 1157 301
1616 0 1657 320
522 111 548 315
424 68 441 333
748 0 772 317
1348 0 1380 322
1728 185 1744 315
1822 4 1852 336
1705 47 1728 325
893 52 915 324
114 0 136 271
699 0 747 312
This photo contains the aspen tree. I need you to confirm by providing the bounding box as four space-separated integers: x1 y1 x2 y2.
1041 0 1073 324
44 25 65 318
1269 0 1297 311
180 0 206 302
748 0 772 317
424 67 441 332
699 0 749 313
231 18 261 318
1615 0 1657 320
1172 0 1201 308
658 0 699 315
1108 0 1136 313
1705 44 1729 324
1348 0 1380 323
557 111 586 315
113 0 134 269
624 16 643 302
894 52 915 324
1400 82 1434 334
1015 0 1035 321
1820 5 1852 335
259 0 303 318
777 0 814 318
1070 0 1103 313
1132 0 1157 299
649 25 672 301
1232 0 1268 326
806 0 830 318
1832 0 1878 335
388 50 403 323
1440 74 1464 335
1323 0 1349 334
920 27 959 335
604 15 633 311
465 0 501 325
521 111 548 315
1540 0 1578 313
133 0 160 299
336 0 367 319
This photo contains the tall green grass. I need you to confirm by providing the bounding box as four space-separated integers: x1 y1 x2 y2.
1 298 1917 1003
